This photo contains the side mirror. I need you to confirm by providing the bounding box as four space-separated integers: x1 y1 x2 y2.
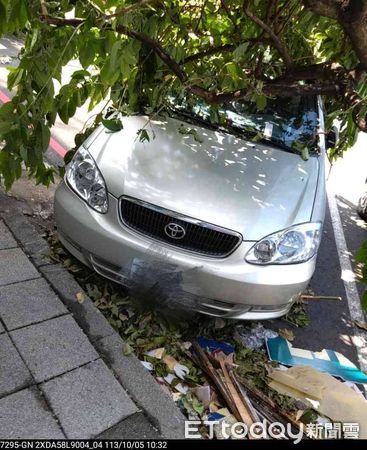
326 126 339 149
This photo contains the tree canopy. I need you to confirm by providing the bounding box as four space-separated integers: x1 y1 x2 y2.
0 0 367 188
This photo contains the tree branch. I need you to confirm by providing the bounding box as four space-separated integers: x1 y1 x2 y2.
189 82 339 105
40 12 366 131
277 61 365 83
183 44 235 63
183 38 270 64
265 0 277 24
104 0 157 20
40 13 188 82
243 0 294 69
115 24 188 82
40 15 84 27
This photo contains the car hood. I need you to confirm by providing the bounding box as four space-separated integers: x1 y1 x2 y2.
87 115 319 241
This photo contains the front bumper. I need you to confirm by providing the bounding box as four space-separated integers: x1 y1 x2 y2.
54 182 317 320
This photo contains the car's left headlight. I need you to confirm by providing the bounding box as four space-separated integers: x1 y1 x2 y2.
66 146 108 213
245 222 322 265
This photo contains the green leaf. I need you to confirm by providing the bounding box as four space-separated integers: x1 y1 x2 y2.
7 67 24 90
122 342 133 356
102 118 123 132
110 40 122 72
79 42 95 68
362 291 367 312
58 101 70 125
233 43 249 62
356 241 367 263
178 125 203 143
137 129 150 143
301 147 309 161
19 145 28 162
0 121 13 136
64 149 75 165
256 94 267 111
68 96 77 117
0 102 14 121
40 123 51 152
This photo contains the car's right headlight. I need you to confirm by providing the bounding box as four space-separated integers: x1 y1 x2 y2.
245 222 322 265
66 146 108 213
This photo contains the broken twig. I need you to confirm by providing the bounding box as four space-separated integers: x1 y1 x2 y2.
301 295 342 301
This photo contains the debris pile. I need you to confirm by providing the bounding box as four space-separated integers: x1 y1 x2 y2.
48 232 367 440
137 330 367 439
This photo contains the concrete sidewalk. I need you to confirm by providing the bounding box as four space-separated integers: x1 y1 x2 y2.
0 194 186 439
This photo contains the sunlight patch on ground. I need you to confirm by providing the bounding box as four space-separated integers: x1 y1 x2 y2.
341 269 357 283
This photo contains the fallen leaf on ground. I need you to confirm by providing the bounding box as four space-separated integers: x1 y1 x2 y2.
353 320 367 332
279 328 295 341
76 292 86 304
215 318 226 329
122 342 133 356
146 347 165 359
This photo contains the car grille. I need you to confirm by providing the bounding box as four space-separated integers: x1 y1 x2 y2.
119 197 242 257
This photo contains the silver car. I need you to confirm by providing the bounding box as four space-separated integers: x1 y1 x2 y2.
55 95 327 320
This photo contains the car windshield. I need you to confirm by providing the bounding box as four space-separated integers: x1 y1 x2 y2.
167 95 319 155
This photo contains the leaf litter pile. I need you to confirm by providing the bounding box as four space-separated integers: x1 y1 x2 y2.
48 232 360 440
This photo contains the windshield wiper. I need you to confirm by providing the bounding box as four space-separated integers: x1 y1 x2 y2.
166 105 220 131
258 136 297 154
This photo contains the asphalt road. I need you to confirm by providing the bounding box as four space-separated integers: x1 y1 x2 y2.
1 37 366 371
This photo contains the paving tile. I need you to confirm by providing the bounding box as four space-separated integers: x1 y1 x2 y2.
0 278 67 330
0 334 33 398
0 220 17 249
97 413 160 439
11 315 99 382
0 387 65 439
96 334 186 439
41 359 138 439
40 264 115 342
2 213 53 267
0 248 40 286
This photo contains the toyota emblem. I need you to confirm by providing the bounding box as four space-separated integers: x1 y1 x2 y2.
164 222 186 240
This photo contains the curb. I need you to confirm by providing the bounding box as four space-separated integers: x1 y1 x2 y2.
0 191 187 439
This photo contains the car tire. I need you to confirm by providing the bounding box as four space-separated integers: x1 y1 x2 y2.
357 192 367 221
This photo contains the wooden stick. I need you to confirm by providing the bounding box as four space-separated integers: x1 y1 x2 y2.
215 353 254 428
228 368 260 423
301 294 342 301
236 375 308 437
191 342 241 421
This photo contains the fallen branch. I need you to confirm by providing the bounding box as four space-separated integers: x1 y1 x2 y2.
301 294 342 301
39 11 367 132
